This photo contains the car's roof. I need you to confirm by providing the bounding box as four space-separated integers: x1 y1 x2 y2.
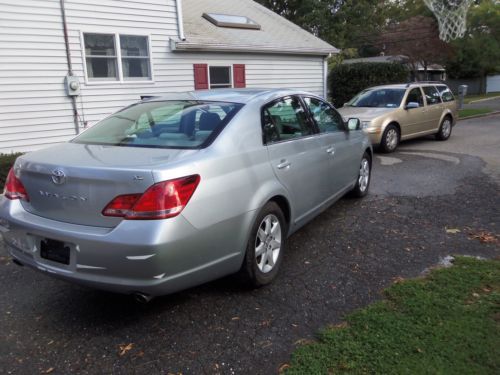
143 88 319 104
367 82 449 90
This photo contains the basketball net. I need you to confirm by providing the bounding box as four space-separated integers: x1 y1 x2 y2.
423 0 474 42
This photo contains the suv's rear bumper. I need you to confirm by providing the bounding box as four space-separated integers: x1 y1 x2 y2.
0 197 250 296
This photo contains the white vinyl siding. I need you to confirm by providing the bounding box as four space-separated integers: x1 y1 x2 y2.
0 0 325 153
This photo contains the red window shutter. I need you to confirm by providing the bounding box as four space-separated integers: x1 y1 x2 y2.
193 64 209 90
233 64 246 88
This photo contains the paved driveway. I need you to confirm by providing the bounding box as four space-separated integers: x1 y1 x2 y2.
1 115 499 374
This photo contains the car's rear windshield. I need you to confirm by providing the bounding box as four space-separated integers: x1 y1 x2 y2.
72 100 243 149
346 88 406 108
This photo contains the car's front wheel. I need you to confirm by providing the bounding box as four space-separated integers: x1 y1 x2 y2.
380 124 400 153
350 152 371 198
239 202 286 287
435 116 453 141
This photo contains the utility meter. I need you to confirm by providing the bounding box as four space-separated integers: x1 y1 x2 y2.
65 75 81 96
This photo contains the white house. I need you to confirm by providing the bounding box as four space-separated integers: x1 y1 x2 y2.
0 0 338 153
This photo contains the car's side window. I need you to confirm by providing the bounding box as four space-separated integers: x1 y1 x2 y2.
302 97 344 133
423 86 443 105
262 96 314 144
406 88 424 107
437 85 455 102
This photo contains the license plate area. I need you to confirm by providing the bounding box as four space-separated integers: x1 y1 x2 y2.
40 239 70 265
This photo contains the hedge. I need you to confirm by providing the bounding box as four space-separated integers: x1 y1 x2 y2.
329 62 409 107
0 153 21 189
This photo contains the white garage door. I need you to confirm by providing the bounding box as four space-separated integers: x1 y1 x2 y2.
486 75 500 93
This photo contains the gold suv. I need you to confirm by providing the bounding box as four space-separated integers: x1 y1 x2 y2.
338 83 458 152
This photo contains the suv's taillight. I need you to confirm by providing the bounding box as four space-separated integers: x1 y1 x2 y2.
4 167 29 201
102 175 200 220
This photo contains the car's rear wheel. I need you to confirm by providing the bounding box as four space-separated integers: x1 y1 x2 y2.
240 202 286 287
350 152 371 198
435 116 452 141
380 124 400 153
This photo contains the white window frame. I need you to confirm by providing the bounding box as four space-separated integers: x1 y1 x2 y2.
81 31 154 85
208 65 233 89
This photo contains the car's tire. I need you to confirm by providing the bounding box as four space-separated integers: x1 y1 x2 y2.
350 152 372 198
239 201 286 288
435 116 453 141
380 124 400 153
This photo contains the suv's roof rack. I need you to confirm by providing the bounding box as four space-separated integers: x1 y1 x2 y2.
405 81 446 88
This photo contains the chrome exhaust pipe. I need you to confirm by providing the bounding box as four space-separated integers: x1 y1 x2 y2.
132 292 153 304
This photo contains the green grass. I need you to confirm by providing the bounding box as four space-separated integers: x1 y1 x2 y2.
0 153 22 189
464 92 500 104
459 108 494 119
287 257 500 374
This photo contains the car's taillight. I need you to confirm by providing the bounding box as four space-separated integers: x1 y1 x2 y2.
102 175 200 220
4 167 29 201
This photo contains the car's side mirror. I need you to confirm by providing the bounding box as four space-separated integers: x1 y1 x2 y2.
405 102 420 110
347 118 360 131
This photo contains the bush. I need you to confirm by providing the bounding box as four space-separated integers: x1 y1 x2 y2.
329 62 409 107
0 153 22 189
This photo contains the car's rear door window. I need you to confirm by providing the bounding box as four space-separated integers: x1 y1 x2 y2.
302 97 344 133
437 85 455 102
262 96 314 144
73 100 243 149
423 86 443 105
406 88 425 107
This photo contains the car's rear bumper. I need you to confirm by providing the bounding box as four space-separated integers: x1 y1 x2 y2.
0 197 252 296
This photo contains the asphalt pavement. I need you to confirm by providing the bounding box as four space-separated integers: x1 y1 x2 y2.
1 115 499 374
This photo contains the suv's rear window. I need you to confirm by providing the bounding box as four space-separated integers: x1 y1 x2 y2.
73 100 243 149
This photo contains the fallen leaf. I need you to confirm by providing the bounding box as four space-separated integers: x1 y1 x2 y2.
119 343 134 356
231 317 240 321
469 231 498 244
278 363 291 373
446 228 461 234
41 368 54 374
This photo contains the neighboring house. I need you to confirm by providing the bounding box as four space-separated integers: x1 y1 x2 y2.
343 55 446 82
0 0 337 153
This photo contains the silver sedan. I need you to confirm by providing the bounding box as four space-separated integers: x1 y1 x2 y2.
0 89 372 301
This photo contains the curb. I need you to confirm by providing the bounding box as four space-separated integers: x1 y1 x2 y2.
458 110 500 121
467 95 500 104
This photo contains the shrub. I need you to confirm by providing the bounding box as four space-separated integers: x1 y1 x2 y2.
329 62 409 107
0 153 22 189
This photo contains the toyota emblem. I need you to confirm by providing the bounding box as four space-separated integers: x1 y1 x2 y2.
51 169 66 185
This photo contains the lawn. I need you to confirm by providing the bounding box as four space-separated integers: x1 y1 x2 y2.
459 108 493 119
464 92 500 104
286 256 500 374
0 153 21 188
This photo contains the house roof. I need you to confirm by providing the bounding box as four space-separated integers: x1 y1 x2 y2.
173 0 338 56
343 55 445 71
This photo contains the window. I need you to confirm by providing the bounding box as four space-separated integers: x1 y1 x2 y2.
203 13 261 30
209 66 232 89
303 97 344 133
423 86 442 105
262 97 313 144
406 88 424 107
72 101 243 149
83 33 151 82
437 85 455 102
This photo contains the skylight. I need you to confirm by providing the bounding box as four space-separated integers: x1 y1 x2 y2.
203 13 261 30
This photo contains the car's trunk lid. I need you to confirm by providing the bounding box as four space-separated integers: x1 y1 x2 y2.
16 143 196 227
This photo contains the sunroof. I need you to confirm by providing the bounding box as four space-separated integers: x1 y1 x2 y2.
203 13 261 30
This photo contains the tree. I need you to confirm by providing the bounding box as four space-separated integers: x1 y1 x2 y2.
445 0 500 82
377 16 452 80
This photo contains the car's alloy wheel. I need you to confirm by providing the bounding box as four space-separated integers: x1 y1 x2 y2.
436 117 452 141
380 124 400 153
350 152 371 198
255 214 282 273
240 202 286 287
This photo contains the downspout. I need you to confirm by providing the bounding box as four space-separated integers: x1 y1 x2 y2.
175 0 186 41
323 55 330 99
59 0 80 134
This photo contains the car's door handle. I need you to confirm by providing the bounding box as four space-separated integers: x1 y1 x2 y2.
277 160 291 169
326 146 335 155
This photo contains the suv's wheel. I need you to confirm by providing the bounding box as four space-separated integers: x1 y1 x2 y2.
350 152 371 198
240 202 286 287
380 124 400 153
435 116 452 141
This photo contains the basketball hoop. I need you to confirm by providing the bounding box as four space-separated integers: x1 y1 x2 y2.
423 0 474 42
